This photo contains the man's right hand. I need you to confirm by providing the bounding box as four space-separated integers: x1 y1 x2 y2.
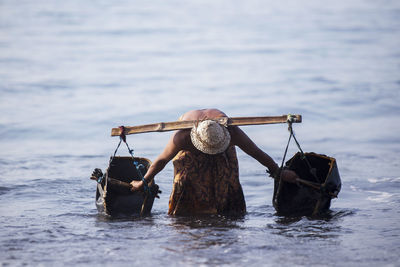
130 180 144 192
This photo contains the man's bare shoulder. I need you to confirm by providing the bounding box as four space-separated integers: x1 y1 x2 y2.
171 129 193 150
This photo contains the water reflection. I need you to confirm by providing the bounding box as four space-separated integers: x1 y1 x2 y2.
268 209 355 240
94 211 158 225
170 214 245 229
167 214 244 250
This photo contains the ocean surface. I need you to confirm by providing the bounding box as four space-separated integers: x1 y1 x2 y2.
0 0 399 266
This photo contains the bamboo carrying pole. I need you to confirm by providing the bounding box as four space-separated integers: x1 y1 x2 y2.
111 114 302 136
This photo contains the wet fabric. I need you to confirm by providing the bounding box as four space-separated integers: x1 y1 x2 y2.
168 146 246 216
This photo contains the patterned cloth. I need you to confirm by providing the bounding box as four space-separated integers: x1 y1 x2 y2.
168 146 246 216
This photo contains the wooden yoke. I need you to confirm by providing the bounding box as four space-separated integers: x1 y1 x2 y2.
111 114 302 136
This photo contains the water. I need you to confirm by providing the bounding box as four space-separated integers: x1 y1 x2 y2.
1 0 399 266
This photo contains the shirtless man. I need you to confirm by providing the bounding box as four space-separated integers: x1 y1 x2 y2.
131 109 299 215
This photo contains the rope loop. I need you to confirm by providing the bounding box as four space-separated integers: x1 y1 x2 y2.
133 161 152 196
119 126 126 143
141 177 151 195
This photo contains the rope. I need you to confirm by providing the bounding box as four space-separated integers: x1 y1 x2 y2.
268 116 294 180
110 138 122 165
275 126 293 179
267 115 312 179
288 123 321 183
271 117 332 200
113 126 152 197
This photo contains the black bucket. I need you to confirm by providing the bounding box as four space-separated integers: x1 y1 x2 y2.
273 152 341 216
95 156 159 216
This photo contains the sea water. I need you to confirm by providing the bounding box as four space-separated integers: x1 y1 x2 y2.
0 0 399 266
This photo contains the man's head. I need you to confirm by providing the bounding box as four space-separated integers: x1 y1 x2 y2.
190 120 231 154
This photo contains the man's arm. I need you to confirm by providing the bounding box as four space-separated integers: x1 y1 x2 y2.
230 126 279 173
130 131 184 191
230 126 298 183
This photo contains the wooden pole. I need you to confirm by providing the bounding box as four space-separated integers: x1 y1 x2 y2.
91 175 133 189
111 114 302 136
106 177 132 188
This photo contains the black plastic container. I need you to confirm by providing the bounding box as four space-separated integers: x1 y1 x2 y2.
273 152 341 216
96 156 159 216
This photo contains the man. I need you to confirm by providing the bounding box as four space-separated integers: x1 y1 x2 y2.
130 109 299 216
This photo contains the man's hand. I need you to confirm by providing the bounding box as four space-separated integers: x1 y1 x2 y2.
130 180 144 192
280 169 299 184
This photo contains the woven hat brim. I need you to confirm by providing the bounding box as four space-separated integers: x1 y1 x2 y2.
190 123 231 155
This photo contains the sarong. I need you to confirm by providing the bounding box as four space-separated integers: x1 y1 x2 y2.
168 146 246 216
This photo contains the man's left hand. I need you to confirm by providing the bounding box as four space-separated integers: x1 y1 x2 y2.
280 169 299 184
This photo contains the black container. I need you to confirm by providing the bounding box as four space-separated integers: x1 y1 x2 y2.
96 156 159 216
273 152 341 216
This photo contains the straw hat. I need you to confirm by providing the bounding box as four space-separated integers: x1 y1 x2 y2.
190 120 231 155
